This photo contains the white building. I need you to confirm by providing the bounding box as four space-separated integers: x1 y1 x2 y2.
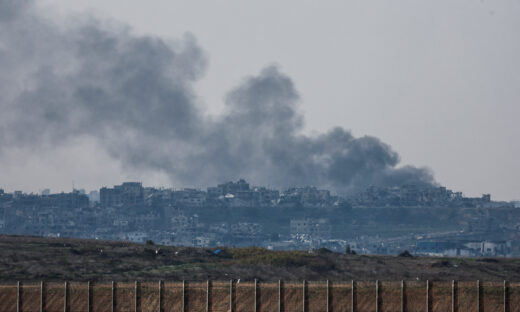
126 232 147 243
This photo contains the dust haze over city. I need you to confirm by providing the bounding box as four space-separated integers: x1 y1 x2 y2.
1 0 520 269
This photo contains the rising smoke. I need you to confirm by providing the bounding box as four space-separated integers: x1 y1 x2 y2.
0 0 435 194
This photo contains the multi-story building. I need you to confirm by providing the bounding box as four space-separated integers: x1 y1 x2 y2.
290 218 330 239
100 182 144 207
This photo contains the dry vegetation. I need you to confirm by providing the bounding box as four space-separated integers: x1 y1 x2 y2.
1 235 519 282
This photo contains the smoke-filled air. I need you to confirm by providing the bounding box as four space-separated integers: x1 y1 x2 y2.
0 0 435 194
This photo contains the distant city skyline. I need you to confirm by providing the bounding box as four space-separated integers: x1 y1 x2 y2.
2 178 517 254
0 179 500 204
1 1 519 200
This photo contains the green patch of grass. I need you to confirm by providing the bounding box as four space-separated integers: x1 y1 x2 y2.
138 263 221 275
228 247 312 267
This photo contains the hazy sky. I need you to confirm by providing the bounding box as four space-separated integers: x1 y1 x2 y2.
2 0 519 200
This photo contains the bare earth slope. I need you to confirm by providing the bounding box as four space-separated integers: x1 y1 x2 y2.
0 235 517 282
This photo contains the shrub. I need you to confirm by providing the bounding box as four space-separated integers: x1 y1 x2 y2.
398 250 413 258
317 247 333 254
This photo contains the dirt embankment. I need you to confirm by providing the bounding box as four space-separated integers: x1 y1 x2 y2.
1 235 519 282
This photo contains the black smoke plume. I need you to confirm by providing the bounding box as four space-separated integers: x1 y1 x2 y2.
0 0 435 194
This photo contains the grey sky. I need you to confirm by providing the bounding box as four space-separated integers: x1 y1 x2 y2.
1 0 519 200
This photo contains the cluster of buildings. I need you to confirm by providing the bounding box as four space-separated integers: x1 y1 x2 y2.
350 184 507 208
0 180 337 247
416 241 510 257
1 180 519 256
98 180 338 209
340 233 519 257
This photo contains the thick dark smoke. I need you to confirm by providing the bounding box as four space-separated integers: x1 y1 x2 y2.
0 0 435 194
